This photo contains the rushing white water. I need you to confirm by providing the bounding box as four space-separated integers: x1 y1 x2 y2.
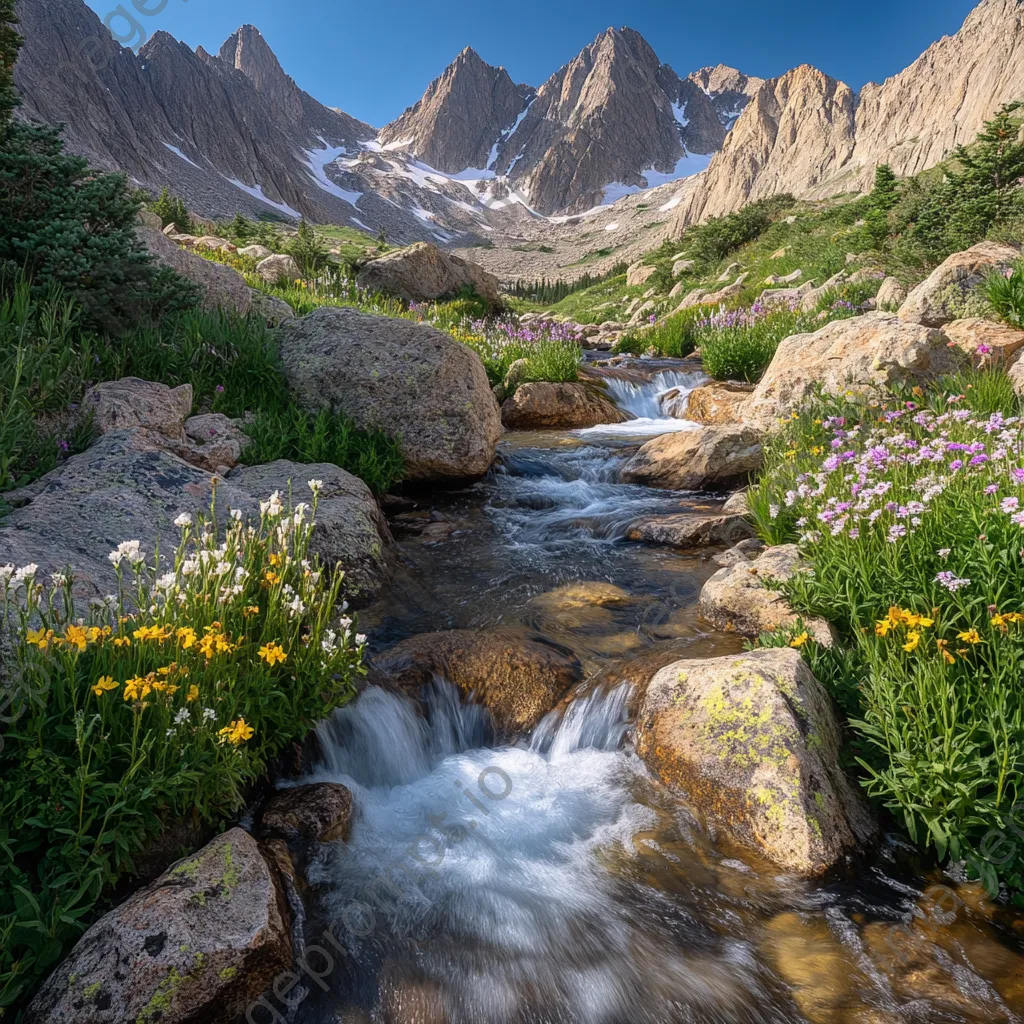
582 370 709 436
300 682 791 1024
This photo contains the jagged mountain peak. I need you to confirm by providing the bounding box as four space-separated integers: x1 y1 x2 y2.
378 46 533 173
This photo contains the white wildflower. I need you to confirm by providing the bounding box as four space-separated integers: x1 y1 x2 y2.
174 512 193 528
308 479 323 495
260 491 283 517
13 563 39 583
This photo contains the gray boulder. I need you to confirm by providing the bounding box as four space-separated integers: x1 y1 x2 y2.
357 242 500 305
83 378 192 439
277 307 501 481
139 226 252 316
25 830 291 1024
898 241 1020 326
255 253 301 284
228 460 393 602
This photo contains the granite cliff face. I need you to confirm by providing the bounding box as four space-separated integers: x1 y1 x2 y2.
672 0 1024 233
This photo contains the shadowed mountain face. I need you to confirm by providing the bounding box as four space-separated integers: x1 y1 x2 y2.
12 0 1024 244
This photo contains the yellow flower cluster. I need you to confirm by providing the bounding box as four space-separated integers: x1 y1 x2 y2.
875 606 935 654
218 718 255 746
257 641 287 666
27 625 112 651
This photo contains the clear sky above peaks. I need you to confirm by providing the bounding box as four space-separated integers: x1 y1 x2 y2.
84 0 980 128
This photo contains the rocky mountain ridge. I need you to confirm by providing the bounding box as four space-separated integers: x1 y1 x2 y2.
12 0 1024 265
671 0 1024 231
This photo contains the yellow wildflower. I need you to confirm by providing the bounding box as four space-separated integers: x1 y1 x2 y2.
258 642 287 666
26 627 54 650
186 684 200 703
957 629 982 645
903 631 921 653
123 676 152 701
243 605 260 617
268 553 282 567
263 570 281 586
91 676 118 697
784 449 798 461
936 639 956 664
177 627 197 649
875 617 895 637
64 625 89 652
789 632 811 649
218 718 255 746
113 636 132 648
133 625 171 643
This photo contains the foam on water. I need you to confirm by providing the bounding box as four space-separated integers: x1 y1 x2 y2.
581 370 708 437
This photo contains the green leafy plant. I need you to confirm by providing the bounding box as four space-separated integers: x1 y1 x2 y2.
0 490 366 1009
983 262 1024 328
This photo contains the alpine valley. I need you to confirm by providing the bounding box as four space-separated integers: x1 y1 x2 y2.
15 0 1024 281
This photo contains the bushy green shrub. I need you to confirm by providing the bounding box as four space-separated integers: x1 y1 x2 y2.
284 219 331 278
0 490 366 1009
149 186 194 234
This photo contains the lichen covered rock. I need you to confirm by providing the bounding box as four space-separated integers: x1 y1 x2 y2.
25 830 291 1024
636 649 876 874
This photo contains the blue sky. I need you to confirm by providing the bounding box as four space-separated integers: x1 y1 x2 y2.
85 0 980 128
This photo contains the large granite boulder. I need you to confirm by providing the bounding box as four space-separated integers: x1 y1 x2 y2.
898 241 1020 327
356 242 500 305
636 649 876 874
0 436 392 605
83 378 193 439
874 276 907 310
500 382 629 430
699 545 834 646
277 307 502 482
620 425 764 492
372 630 581 735
684 381 754 425
626 261 657 287
138 225 252 316
943 317 1024 365
228 461 393 603
255 254 301 284
25 830 291 1024
744 313 962 431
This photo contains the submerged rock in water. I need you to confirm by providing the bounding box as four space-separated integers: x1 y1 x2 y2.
25 830 291 1024
500 381 630 430
699 544 834 646
620 424 764 492
372 630 581 735
626 511 755 549
636 648 877 875
260 782 353 843
277 307 502 482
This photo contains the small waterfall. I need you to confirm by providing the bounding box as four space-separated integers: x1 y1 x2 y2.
589 370 709 435
530 683 633 758
304 680 779 1023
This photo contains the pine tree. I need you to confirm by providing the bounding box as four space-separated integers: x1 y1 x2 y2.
869 164 901 213
954 103 1024 223
0 2 195 329
0 0 20 137
230 212 253 241
285 219 330 278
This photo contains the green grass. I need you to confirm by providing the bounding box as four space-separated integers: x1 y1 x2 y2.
0 279 404 497
242 407 404 495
